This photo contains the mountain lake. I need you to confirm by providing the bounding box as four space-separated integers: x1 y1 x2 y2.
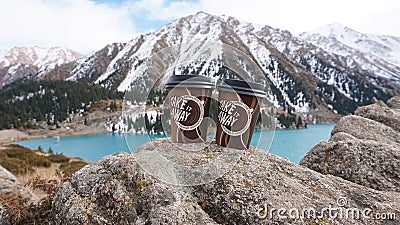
13 124 334 164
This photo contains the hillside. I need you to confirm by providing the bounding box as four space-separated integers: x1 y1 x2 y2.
0 80 123 130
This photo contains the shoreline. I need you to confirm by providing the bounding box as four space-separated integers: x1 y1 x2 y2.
0 129 109 145
0 123 335 146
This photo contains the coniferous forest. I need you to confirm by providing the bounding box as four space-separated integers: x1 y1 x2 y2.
0 80 123 129
0 79 303 131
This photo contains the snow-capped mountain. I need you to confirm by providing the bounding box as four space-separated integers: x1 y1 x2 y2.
60 12 400 121
4 12 394 122
300 23 400 81
0 46 83 88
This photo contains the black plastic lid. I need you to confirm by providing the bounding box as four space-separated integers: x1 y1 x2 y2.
217 78 267 98
165 75 213 89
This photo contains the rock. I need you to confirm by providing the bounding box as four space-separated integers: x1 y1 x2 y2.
301 97 400 193
371 97 388 107
355 101 400 132
0 165 37 202
52 152 217 225
0 202 9 225
387 96 400 109
0 165 37 224
331 115 400 147
300 135 400 192
53 139 400 224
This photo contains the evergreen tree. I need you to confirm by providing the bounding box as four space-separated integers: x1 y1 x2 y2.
144 113 151 132
296 116 303 129
112 124 117 132
153 113 163 134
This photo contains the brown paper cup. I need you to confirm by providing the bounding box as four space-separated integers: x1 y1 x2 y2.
166 75 213 143
216 79 266 149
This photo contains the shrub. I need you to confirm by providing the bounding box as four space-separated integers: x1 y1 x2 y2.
16 196 52 225
47 153 69 163
0 158 34 175
0 145 51 175
18 175 71 224
0 192 30 224
58 160 88 177
2 145 51 168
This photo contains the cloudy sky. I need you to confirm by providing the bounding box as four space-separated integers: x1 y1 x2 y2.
1 0 399 54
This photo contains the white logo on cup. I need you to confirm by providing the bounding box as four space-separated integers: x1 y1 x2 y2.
170 95 204 131
218 100 252 136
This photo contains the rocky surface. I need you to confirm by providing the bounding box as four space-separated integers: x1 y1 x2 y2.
53 139 400 224
355 98 400 132
0 202 7 225
301 97 400 193
52 151 217 225
387 96 400 109
0 165 37 224
0 165 37 202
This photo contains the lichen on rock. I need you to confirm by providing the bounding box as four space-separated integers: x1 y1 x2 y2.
52 152 217 224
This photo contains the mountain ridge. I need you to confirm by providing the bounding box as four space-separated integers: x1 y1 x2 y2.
300 23 400 81
0 46 83 88
2 12 400 123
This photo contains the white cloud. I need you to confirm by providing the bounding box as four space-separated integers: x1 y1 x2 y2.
1 0 399 54
128 0 400 36
0 0 136 54
126 0 199 21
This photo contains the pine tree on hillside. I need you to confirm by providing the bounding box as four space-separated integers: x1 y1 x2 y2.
144 113 151 132
0 80 123 129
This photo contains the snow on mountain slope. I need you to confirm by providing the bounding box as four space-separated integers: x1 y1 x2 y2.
67 43 125 82
59 12 400 120
300 23 400 81
305 23 400 65
0 46 83 88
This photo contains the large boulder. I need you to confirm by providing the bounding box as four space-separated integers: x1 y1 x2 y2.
52 151 217 225
300 97 400 192
0 164 37 201
355 99 400 132
53 139 400 224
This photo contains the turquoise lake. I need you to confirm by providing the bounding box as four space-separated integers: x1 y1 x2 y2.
13 124 334 164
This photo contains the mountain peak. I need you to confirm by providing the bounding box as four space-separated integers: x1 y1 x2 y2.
301 22 400 68
177 11 216 22
194 11 210 17
305 23 360 39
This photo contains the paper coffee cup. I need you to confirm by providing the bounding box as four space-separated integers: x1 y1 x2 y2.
216 79 266 149
166 75 213 143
